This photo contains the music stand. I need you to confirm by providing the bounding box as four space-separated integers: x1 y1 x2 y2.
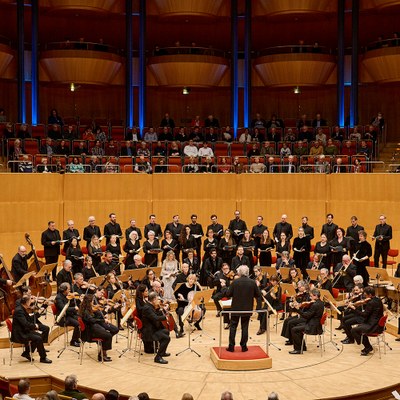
14 271 36 288
88 276 106 287
55 301 79 358
320 289 341 351
366 267 390 282
281 283 297 298
192 289 215 342
387 276 400 320
306 269 322 282
176 294 202 358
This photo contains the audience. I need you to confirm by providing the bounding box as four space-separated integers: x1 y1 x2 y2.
59 375 88 400
13 379 34 400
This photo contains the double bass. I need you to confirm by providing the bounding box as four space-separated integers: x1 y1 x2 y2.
25 233 52 298
0 255 19 321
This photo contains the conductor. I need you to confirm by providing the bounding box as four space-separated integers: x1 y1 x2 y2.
221 265 261 352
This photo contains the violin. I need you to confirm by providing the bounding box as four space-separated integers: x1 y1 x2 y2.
224 270 235 280
67 293 81 300
347 297 371 309
159 299 176 331
292 300 315 309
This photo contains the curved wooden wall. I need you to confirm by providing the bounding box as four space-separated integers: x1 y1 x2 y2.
0 174 399 265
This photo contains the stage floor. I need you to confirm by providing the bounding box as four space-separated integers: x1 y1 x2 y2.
1 313 399 400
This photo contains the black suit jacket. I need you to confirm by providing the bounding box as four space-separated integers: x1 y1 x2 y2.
165 222 184 240
11 252 33 283
141 302 167 342
11 304 37 343
104 222 122 244
355 296 384 333
273 222 293 241
223 276 260 315
41 228 61 257
144 223 163 239
62 228 80 252
83 225 101 246
55 292 78 325
125 226 143 240
298 299 324 334
231 255 251 271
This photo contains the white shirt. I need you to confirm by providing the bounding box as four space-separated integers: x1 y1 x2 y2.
13 394 34 400
183 145 198 157
198 147 214 157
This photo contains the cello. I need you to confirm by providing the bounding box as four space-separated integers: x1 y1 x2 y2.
25 233 52 298
0 255 19 321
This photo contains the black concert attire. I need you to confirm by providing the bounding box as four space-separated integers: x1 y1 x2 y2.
254 274 269 330
346 224 365 256
251 224 268 247
257 239 275 266
228 218 248 244
62 228 80 253
273 222 293 242
55 291 80 344
97 259 114 276
66 246 84 275
80 308 118 352
334 262 357 292
200 255 223 286
41 227 61 280
207 223 224 241
83 224 101 247
12 303 49 360
212 270 233 323
189 222 204 256
161 238 179 261
174 283 203 331
302 223 314 241
180 235 197 260
293 236 311 278
321 222 338 242
88 243 103 269
344 296 384 351
203 237 219 260
314 241 331 269
329 236 350 266
103 221 123 245
291 299 324 351
11 251 33 283
276 240 291 256
307 260 325 270
56 268 73 288
354 240 373 284
143 239 160 267
165 222 183 242
82 266 96 281
218 238 236 265
144 223 163 239
123 239 141 267
125 226 142 241
223 275 261 349
259 284 282 331
275 257 295 271
231 254 251 272
240 238 256 268
183 255 200 275
141 302 170 359
172 271 190 290
106 242 122 274
106 283 123 327
373 223 392 269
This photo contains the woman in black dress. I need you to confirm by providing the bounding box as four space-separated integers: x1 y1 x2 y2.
203 228 218 260
66 237 84 275
123 230 141 268
314 233 331 269
82 256 97 281
257 229 275 266
106 234 122 273
218 229 236 265
240 230 256 268
143 230 161 267
88 235 103 269
353 230 372 284
276 232 291 259
330 227 349 267
292 227 311 279
161 230 178 261
179 225 197 259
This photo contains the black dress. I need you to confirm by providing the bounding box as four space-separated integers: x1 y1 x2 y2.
203 238 218 260
66 246 84 275
292 236 311 276
161 238 179 261
257 240 275 266
218 238 236 265
88 244 103 269
123 239 141 267
240 238 256 268
143 239 160 267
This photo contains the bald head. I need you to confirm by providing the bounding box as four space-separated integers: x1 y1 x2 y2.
92 394 105 400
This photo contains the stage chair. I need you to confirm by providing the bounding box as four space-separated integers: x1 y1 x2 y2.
5 319 33 366
274 293 287 332
361 315 392 359
301 312 328 356
385 249 399 274
77 316 104 364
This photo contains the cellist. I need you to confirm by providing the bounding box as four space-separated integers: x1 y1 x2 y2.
11 246 33 284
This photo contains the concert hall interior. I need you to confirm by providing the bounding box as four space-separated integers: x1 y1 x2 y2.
1 1 400 400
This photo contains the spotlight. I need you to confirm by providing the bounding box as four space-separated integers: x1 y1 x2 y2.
182 87 191 95
293 86 301 94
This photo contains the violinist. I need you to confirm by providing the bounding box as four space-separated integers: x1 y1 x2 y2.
179 225 197 258
281 280 310 346
342 286 384 355
282 267 300 287
41 221 61 280
239 231 256 268
97 251 114 276
314 268 333 294
79 293 118 362
336 283 364 331
333 254 357 292
62 220 81 254
161 230 179 261
72 273 96 296
123 230 141 268
11 245 33 284
258 274 282 335
183 250 200 276
106 235 122 274
201 248 223 287
231 246 251 272
293 227 311 279
257 229 275 267
56 259 74 288
82 256 97 281
203 229 219 260
353 230 372 285
307 254 325 270
55 282 80 347
88 235 103 269
174 274 203 334
135 284 148 320
289 288 324 354
83 216 101 248
66 237 84 275
212 263 234 326
105 273 124 330
142 269 161 291
219 229 236 265
143 230 160 267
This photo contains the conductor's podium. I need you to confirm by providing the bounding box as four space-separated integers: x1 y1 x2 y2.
210 346 272 371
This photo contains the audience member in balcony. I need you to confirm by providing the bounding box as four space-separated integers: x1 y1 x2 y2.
144 127 158 142
201 156 214 173
371 111 384 133
91 140 105 156
205 114 220 128
40 137 55 156
349 126 362 141
104 159 118 173
358 140 370 158
333 157 347 173
190 42 200 55
169 141 181 156
120 141 134 157
125 127 141 142
75 37 86 50
266 113 284 130
309 141 324 157
191 115 203 127
331 126 344 142
159 126 173 141
69 156 85 173
205 127 218 142
238 128 252 143
312 113 327 128
198 141 214 158
251 112 267 129
94 38 108 52
315 155 330 174
175 127 187 142
252 127 264 142
184 156 199 173
105 140 118 156
297 114 311 131
0 108 6 123
283 128 296 142
135 154 152 174
82 127 95 141
153 45 167 56
315 128 327 146
293 39 307 53
324 138 338 156
282 155 296 173
37 157 52 173
267 127 280 143
95 126 107 142
154 158 168 173
218 156 231 173
183 139 198 157
247 143 260 158
250 156 266 173
153 141 166 157
312 41 322 54
75 141 88 156
364 125 377 142
222 126 233 142
342 140 356 157
4 122 14 139
298 126 313 142
189 126 204 142
17 124 31 139
63 125 76 140
280 142 291 158
54 156 65 174
353 158 363 173
56 139 70 156
137 141 150 157
160 112 175 129
293 140 308 157
260 141 275 156
48 108 64 127
299 157 313 173
18 155 33 173
391 32 400 47
266 156 278 173
48 124 62 140
89 156 102 173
